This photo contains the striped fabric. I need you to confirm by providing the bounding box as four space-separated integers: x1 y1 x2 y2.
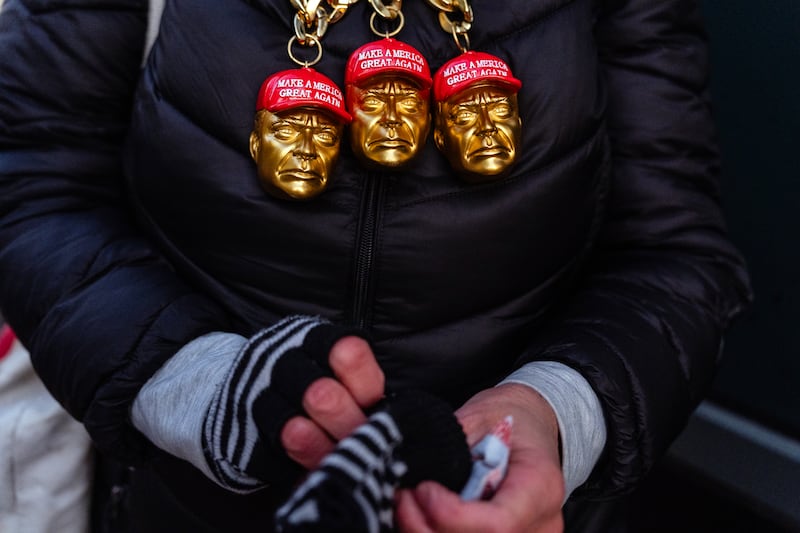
273 390 474 532
202 315 328 492
274 411 407 533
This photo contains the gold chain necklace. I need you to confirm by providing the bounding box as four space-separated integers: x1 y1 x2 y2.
248 0 521 200
287 0 477 59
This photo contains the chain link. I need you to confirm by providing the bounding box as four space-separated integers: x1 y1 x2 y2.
326 0 360 24
367 0 404 36
287 0 360 65
290 0 323 27
286 0 475 65
368 0 401 19
290 0 362 45
424 0 473 51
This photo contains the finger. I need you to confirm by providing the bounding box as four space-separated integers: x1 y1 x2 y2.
416 460 562 533
302 376 369 440
328 336 385 407
413 482 481 531
395 489 434 533
411 482 522 533
280 415 335 469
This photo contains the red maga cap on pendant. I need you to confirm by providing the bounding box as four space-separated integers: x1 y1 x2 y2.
345 38 432 94
433 51 522 102
256 68 352 123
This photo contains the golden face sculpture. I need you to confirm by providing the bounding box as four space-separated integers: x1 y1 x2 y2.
434 83 522 182
249 107 345 200
431 51 523 182
345 38 433 170
349 75 431 169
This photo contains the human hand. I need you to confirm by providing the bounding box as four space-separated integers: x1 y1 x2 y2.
280 335 385 469
274 390 473 532
202 316 382 494
395 383 565 533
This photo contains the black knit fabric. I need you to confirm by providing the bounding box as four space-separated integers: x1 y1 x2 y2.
202 316 363 495
387 391 472 491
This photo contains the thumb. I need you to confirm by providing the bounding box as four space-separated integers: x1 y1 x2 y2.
413 481 464 516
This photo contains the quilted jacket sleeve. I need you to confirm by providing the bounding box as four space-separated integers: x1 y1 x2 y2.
0 0 232 460
518 0 753 498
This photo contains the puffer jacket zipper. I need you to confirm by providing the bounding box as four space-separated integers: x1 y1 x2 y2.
349 174 386 329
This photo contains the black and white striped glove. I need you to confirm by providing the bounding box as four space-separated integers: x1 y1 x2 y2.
273 390 473 533
202 315 363 494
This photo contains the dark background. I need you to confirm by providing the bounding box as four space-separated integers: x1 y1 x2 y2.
701 0 800 441
630 1 800 531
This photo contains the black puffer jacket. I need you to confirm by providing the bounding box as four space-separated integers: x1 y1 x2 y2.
0 0 751 527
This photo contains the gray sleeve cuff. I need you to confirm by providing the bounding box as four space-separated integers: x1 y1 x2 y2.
500 361 606 501
131 332 246 482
